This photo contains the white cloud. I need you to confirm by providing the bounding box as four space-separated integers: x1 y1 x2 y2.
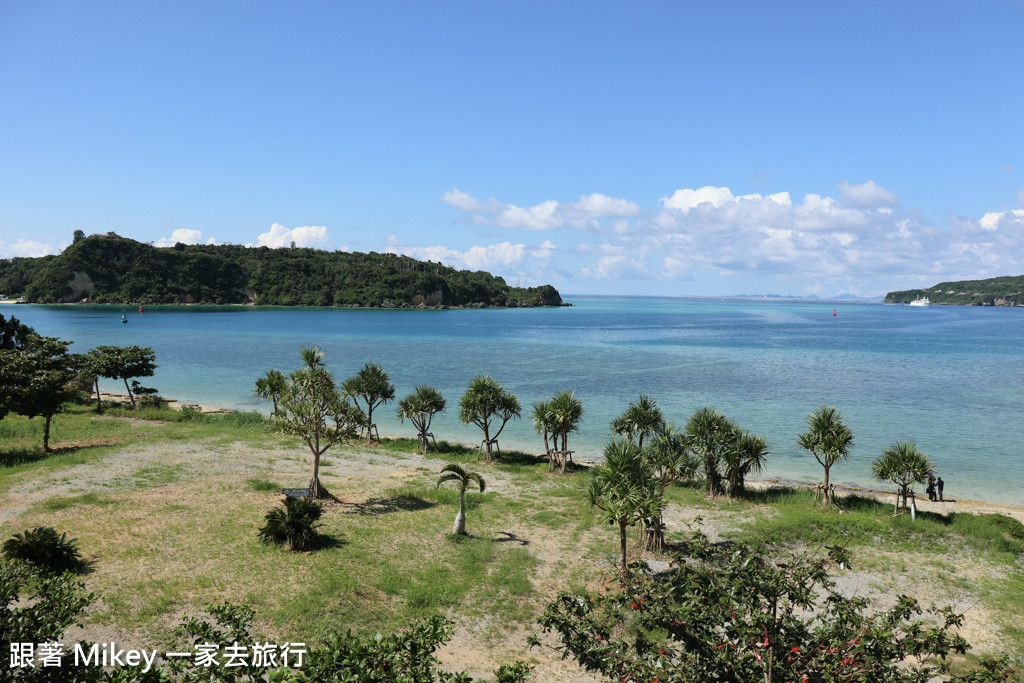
661 186 736 212
256 223 329 248
440 189 502 213
836 180 899 208
978 209 1024 232
441 183 1024 296
441 188 641 231
0 239 54 258
386 240 530 271
155 228 209 247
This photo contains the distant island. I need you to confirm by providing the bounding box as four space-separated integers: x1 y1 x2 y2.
0 232 565 308
885 275 1024 307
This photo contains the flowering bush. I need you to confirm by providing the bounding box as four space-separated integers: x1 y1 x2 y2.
537 531 1019 682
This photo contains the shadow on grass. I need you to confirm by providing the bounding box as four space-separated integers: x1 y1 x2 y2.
0 447 48 467
339 494 437 516
737 486 814 505
495 450 548 467
311 534 347 551
495 531 530 546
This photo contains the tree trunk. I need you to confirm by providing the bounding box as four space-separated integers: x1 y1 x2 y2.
483 422 492 461
618 519 629 574
560 431 568 474
645 513 665 552
309 453 331 499
94 378 102 412
43 415 52 452
453 489 467 535
123 377 136 406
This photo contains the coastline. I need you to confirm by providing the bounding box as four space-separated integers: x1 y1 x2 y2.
101 393 1024 524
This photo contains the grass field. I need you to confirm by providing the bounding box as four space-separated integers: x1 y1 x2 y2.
2 404 1022 679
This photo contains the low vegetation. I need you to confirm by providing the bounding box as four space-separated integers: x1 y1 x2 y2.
1 402 1021 681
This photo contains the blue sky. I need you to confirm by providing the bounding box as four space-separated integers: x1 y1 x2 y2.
1 1 1022 297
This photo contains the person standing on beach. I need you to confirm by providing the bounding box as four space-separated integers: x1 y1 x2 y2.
937 477 944 501
927 476 936 501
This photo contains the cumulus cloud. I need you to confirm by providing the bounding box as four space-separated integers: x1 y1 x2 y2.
440 183 1024 296
836 180 899 208
256 223 329 248
978 209 1024 232
0 239 54 258
383 237 563 287
442 188 641 231
154 228 215 247
386 240 533 271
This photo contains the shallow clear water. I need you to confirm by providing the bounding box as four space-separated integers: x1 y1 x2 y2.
5 297 1023 505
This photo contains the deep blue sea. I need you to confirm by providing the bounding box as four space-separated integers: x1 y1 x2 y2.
4 297 1023 506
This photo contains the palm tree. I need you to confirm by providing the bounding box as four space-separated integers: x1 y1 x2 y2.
343 363 396 444
436 463 486 536
548 390 584 473
396 385 446 454
641 420 699 550
797 406 854 505
611 395 663 448
530 400 556 456
272 346 365 499
458 375 521 461
258 497 323 551
254 368 287 416
587 439 661 574
685 407 737 496
872 440 934 516
722 430 768 497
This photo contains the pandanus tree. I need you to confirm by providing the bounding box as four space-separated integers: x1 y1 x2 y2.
872 440 934 516
272 346 365 499
396 385 446 454
611 395 663 448
685 407 738 496
798 405 855 505
343 363 395 444
587 439 661 574
722 430 769 497
436 464 485 536
254 368 288 416
530 399 557 454
641 421 699 550
458 374 521 461
545 390 584 473
549 390 584 452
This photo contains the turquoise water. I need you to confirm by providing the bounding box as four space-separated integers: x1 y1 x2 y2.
4 297 1023 506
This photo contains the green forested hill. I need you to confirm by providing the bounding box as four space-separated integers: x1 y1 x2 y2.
0 233 564 308
885 275 1024 306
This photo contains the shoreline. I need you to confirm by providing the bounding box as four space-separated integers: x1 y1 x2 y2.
98 392 1024 523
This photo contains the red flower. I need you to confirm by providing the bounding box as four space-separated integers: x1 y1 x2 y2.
790 646 800 653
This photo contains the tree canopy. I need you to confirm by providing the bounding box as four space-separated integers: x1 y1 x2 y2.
0 232 564 308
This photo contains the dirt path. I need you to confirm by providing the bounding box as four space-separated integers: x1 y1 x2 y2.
4 435 1023 680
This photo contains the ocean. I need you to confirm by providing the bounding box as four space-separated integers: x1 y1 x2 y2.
4 296 1023 506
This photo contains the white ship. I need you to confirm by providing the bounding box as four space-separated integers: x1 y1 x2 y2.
909 297 931 307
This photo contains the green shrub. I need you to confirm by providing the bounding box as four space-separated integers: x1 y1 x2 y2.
258 497 323 551
137 393 165 409
178 404 204 421
2 525 87 574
